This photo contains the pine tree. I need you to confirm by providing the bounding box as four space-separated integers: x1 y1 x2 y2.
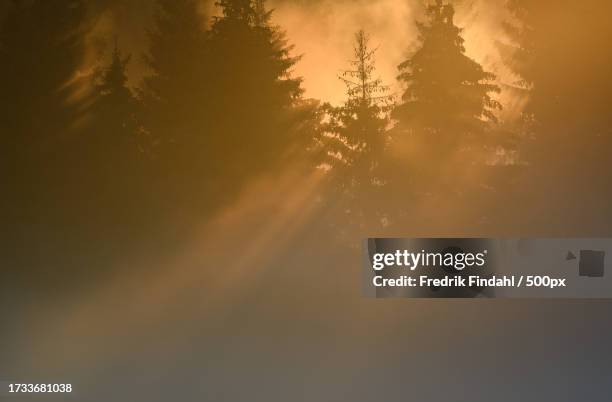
139 0 304 221
91 42 138 154
393 0 501 156
205 0 303 180
64 41 146 234
316 30 393 229
319 30 393 193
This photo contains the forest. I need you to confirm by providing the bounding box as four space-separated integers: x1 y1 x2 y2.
2 0 612 291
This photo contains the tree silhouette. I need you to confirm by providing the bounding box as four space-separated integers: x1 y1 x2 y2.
315 30 393 229
384 1 508 233
91 42 139 156
66 41 150 240
320 31 392 187
393 0 501 158
137 0 306 225
205 0 303 182
87 41 140 179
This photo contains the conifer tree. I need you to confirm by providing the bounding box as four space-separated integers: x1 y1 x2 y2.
205 0 303 179
393 0 501 156
319 30 393 194
80 42 151 232
139 0 304 220
316 30 393 229
91 42 138 154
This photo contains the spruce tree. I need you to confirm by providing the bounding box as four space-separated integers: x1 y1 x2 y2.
91 42 138 154
81 42 151 234
205 0 303 180
319 30 393 194
316 30 393 229
139 0 305 220
393 0 501 156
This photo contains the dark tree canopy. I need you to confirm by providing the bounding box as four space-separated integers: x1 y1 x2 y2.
205 0 303 178
393 0 501 154
135 0 307 224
